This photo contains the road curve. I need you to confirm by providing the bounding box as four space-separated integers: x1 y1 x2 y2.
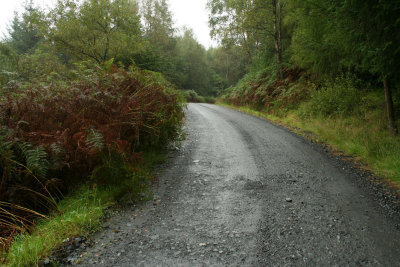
64 103 400 266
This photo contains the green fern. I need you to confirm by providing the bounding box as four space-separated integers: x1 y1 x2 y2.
17 142 49 180
0 138 13 153
86 128 105 151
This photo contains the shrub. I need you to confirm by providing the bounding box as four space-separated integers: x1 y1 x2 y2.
305 75 362 117
182 90 206 103
0 65 184 247
204 96 216 104
220 67 306 112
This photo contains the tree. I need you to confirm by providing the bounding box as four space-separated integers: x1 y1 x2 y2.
271 0 283 79
176 28 214 95
49 0 143 64
288 0 400 134
8 1 46 54
139 0 178 81
141 0 175 50
208 0 287 79
336 0 400 134
207 45 247 89
208 0 263 62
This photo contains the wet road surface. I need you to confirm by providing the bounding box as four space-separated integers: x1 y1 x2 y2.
64 103 400 266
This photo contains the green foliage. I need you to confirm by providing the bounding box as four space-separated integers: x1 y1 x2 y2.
14 44 67 83
175 29 216 96
220 63 306 111
86 128 105 152
16 143 49 180
7 2 46 54
3 186 107 266
286 0 345 76
49 0 143 64
208 0 270 61
3 149 165 266
287 0 400 84
90 153 153 201
182 90 206 103
214 0 399 132
305 76 363 117
0 43 18 86
207 45 248 89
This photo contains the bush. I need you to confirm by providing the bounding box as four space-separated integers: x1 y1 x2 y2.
0 65 184 246
204 96 216 104
305 75 362 117
182 90 206 103
220 67 306 112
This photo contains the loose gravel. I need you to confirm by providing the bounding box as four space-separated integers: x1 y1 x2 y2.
59 103 400 266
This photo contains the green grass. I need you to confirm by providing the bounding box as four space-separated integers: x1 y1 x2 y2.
1 150 167 266
218 101 400 189
3 186 109 266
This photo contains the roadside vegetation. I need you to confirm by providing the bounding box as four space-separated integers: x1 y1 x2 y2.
0 0 189 265
210 0 400 187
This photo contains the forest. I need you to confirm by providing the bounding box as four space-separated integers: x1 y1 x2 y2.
0 0 399 265
208 0 400 190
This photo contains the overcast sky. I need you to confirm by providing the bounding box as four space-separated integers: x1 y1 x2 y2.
0 0 217 48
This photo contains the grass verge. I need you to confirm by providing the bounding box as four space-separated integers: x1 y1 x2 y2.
1 151 166 266
218 101 400 190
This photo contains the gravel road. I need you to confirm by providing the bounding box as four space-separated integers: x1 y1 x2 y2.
62 103 400 266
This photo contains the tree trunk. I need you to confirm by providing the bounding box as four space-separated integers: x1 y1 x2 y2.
383 77 398 135
272 0 283 80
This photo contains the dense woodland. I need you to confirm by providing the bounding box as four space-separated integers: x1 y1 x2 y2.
208 0 399 133
0 0 399 262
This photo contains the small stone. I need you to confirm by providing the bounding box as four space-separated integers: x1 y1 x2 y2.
150 235 159 240
43 259 50 265
193 160 200 163
199 243 207 247
286 198 293 203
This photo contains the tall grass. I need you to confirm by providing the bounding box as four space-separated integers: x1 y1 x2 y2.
3 186 106 266
285 109 400 184
1 150 165 266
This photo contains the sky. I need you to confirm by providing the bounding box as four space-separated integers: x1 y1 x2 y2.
0 0 217 48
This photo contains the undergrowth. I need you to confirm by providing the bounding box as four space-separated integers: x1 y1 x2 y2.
1 150 166 266
181 90 216 103
0 62 184 255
